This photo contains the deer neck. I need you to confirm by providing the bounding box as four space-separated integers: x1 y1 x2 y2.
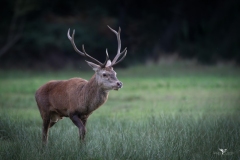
83 74 109 112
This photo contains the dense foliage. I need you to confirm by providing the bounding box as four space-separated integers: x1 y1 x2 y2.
0 0 240 68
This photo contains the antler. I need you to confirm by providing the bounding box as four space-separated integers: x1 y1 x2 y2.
67 29 109 67
107 26 127 67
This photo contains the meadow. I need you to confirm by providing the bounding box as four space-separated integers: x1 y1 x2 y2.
0 63 240 159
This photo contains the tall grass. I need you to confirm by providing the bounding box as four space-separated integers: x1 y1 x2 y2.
1 114 240 159
0 64 240 159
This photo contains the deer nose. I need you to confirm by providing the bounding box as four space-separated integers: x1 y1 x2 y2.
117 81 123 88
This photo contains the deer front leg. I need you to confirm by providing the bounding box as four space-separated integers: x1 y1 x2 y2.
70 114 86 140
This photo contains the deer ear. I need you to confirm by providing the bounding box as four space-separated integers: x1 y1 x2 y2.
85 61 101 71
105 60 112 67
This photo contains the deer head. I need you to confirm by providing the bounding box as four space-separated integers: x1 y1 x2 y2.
67 26 127 91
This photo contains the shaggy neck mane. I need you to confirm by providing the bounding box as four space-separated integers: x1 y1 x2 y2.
82 74 109 112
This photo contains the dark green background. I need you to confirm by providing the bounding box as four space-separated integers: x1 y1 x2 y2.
0 0 240 69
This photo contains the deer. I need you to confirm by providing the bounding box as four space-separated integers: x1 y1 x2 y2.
35 26 127 143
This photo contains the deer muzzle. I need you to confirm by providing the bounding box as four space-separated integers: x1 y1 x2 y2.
114 81 123 90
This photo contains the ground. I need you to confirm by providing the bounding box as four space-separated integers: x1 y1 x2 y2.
0 63 240 159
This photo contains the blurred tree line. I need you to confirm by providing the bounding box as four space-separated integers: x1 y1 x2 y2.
0 0 239 69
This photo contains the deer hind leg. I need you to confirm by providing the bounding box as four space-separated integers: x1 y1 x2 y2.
42 116 50 144
35 94 52 144
49 112 62 128
80 115 88 134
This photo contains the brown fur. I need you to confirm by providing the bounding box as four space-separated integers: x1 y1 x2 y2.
35 73 114 143
37 26 126 144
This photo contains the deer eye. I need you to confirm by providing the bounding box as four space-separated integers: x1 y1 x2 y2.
103 73 107 77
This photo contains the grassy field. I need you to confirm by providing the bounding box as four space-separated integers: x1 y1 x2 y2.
0 63 240 159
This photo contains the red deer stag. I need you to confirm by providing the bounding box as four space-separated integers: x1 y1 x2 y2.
35 26 127 143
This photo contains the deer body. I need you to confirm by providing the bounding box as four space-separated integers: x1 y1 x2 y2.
36 76 108 120
35 26 127 143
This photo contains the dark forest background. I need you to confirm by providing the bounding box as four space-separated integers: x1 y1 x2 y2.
0 0 240 69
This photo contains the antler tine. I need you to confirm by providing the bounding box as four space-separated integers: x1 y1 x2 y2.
102 48 110 67
111 47 127 66
120 47 127 55
107 25 126 65
67 28 85 56
68 28 104 66
111 50 127 67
